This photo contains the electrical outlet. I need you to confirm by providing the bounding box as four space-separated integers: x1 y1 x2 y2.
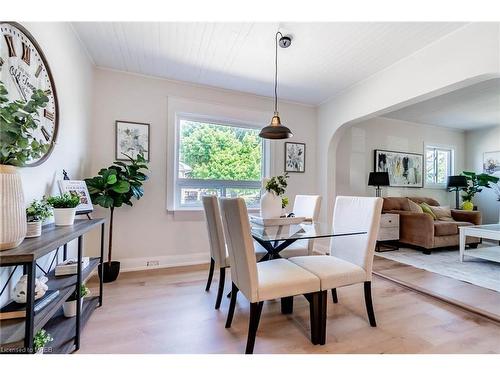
146 260 160 267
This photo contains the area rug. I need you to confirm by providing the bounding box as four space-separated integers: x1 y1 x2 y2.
375 245 500 292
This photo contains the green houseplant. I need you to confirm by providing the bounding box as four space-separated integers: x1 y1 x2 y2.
63 284 90 318
261 173 289 219
33 329 53 354
0 82 49 250
85 153 149 282
46 193 80 226
460 171 500 210
26 199 52 238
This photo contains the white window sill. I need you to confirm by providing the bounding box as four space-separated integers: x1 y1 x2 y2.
424 184 447 190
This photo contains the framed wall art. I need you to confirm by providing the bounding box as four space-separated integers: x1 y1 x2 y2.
284 142 306 173
483 151 500 174
374 149 423 188
115 120 150 161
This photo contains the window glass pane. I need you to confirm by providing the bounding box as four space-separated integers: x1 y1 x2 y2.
226 188 261 207
180 188 220 207
179 120 262 181
425 149 436 184
436 150 449 184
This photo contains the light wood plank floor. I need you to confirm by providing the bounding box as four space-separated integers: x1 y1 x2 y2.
79 264 500 354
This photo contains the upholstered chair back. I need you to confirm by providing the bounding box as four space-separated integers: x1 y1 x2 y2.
293 195 322 222
202 196 229 268
219 198 259 301
330 196 383 278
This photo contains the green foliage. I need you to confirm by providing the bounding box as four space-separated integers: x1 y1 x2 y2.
26 199 52 222
84 153 149 209
281 196 289 209
460 171 500 202
46 193 80 209
33 329 53 352
68 283 90 301
0 81 50 166
265 173 289 196
180 121 262 180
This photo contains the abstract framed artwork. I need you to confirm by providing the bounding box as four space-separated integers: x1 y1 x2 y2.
483 151 500 174
374 149 423 188
285 142 306 173
115 120 150 161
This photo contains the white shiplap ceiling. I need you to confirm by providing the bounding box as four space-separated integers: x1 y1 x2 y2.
383 78 500 130
72 22 466 105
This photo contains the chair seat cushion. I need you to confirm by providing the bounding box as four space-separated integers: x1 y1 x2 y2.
278 240 309 258
256 259 320 302
289 255 366 290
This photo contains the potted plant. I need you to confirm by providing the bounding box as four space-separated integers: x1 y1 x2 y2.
26 199 52 238
281 196 289 216
0 82 49 250
63 284 90 318
46 193 80 226
33 329 53 354
460 171 500 210
85 153 149 283
260 173 289 219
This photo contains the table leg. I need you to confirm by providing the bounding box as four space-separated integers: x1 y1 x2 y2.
459 228 466 262
75 235 83 351
99 222 105 307
24 261 36 353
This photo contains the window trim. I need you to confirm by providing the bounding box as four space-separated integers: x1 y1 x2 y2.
424 143 455 189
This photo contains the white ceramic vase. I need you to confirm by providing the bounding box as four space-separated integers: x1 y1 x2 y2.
26 221 42 238
53 208 77 226
260 191 282 219
63 299 83 318
0 165 26 251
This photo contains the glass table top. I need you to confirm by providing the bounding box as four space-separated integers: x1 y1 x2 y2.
250 222 367 242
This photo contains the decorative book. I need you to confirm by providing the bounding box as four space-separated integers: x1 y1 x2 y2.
0 290 60 320
55 257 90 277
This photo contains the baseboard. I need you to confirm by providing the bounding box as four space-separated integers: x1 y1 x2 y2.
117 252 208 273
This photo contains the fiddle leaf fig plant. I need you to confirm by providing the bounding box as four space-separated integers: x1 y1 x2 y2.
460 171 500 202
84 153 149 264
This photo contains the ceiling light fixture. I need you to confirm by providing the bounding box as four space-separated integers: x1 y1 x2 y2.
259 32 293 140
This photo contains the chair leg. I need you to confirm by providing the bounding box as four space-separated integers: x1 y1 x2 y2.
215 267 226 309
280 296 293 314
331 288 338 303
318 290 327 345
225 283 239 328
245 301 264 354
308 292 320 345
205 258 215 291
364 281 377 327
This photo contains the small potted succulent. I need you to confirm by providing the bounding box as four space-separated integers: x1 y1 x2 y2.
46 193 80 226
260 173 289 219
26 199 52 238
63 284 90 318
33 329 53 354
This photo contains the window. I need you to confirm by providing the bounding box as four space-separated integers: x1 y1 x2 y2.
175 117 265 209
425 145 454 187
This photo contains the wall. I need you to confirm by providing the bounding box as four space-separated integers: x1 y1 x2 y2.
335 117 465 206
88 68 317 271
465 125 500 223
1 22 94 306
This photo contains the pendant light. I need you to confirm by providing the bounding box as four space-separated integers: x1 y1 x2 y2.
259 32 293 139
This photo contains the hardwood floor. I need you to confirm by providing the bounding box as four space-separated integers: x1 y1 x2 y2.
78 264 500 354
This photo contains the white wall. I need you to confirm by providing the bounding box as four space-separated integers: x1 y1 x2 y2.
465 125 500 224
1 23 94 306
335 117 465 206
87 68 317 271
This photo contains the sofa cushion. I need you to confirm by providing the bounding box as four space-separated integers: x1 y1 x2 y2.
434 221 458 236
420 202 437 219
408 199 424 213
430 205 452 220
408 197 440 206
383 197 410 212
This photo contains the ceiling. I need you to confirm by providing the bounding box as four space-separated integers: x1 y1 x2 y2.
72 22 465 105
383 78 500 131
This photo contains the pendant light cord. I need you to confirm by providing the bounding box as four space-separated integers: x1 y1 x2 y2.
274 31 282 114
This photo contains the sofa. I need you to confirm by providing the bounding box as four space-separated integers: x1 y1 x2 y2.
382 197 481 254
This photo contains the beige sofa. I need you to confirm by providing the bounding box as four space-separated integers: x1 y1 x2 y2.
382 197 481 254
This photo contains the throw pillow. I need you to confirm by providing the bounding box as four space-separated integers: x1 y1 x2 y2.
408 199 424 213
430 205 452 221
419 202 437 219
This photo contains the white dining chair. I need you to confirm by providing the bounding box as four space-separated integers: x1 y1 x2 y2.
219 197 323 354
279 194 322 258
289 196 383 344
202 195 266 309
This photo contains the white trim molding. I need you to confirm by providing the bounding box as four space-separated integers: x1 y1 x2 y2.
118 252 209 273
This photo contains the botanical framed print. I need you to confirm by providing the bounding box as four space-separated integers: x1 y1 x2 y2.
483 151 500 174
285 142 306 173
115 120 150 161
374 149 423 188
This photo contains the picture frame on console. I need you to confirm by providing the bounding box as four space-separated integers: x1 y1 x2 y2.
374 149 423 188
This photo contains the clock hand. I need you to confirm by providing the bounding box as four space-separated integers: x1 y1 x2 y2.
10 73 27 102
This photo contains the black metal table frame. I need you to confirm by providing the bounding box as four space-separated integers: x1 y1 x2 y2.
0 222 105 353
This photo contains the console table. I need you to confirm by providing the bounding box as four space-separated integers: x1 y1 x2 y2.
0 218 105 354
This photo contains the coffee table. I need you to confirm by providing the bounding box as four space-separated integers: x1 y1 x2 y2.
459 224 500 263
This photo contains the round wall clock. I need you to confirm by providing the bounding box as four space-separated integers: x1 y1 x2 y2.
0 21 59 167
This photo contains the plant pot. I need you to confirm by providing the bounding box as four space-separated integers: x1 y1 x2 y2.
99 261 121 283
53 208 77 226
260 191 282 219
26 221 42 238
462 200 474 211
0 165 26 251
63 299 83 318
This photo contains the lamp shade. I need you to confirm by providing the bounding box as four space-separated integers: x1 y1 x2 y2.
447 175 468 188
258 113 293 139
368 172 390 187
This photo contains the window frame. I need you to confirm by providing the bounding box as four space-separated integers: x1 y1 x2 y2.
424 143 455 189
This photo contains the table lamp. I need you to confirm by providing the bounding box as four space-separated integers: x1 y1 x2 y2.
368 172 390 197
447 175 468 209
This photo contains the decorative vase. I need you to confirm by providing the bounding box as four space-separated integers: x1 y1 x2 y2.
53 208 77 226
26 221 42 238
462 200 474 211
0 165 26 251
260 191 282 219
63 299 83 318
98 261 121 283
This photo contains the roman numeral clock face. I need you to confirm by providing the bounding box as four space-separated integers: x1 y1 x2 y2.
0 22 58 166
